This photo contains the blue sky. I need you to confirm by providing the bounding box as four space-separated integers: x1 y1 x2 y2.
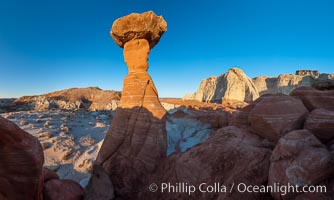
0 0 333 98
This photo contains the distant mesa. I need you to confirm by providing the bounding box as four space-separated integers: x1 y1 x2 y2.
253 69 333 95
110 11 167 49
184 68 334 103
0 87 121 113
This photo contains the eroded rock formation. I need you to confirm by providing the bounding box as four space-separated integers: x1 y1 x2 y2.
253 70 334 95
0 116 44 199
249 94 309 143
110 11 167 49
85 11 167 199
304 109 334 143
192 68 259 103
141 126 272 200
12 87 121 112
269 129 334 200
184 69 333 103
290 86 334 111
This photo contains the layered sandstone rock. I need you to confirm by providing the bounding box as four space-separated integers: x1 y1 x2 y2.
253 74 314 95
86 11 167 199
142 126 272 200
0 116 44 199
191 68 259 103
249 94 308 143
269 129 334 200
290 86 334 111
184 69 333 103
12 87 121 111
253 70 334 95
304 109 334 143
295 70 320 77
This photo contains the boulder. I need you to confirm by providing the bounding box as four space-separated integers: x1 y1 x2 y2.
269 129 334 200
141 126 272 200
110 11 167 49
43 179 85 200
141 126 271 200
43 168 59 183
84 165 115 200
0 116 44 200
229 97 262 129
249 94 308 143
304 109 334 143
290 86 334 111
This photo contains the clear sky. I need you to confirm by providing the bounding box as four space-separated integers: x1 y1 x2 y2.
0 0 333 98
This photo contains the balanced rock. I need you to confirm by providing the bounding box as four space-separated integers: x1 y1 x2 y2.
141 126 272 200
269 129 334 200
0 116 44 200
86 11 167 199
249 94 308 143
304 109 334 143
290 86 334 111
110 11 167 49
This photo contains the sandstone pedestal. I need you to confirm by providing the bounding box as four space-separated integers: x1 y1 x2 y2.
85 11 167 200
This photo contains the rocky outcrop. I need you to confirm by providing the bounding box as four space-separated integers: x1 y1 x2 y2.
11 87 121 112
290 86 334 111
142 126 272 200
185 69 333 103
190 68 259 103
269 129 334 200
0 116 44 200
253 70 334 95
249 94 308 143
0 98 18 113
295 70 320 77
86 11 168 199
304 109 334 143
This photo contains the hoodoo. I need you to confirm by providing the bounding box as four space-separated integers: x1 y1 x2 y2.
85 11 168 199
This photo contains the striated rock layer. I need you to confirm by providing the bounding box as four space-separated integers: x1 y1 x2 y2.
269 129 334 200
86 12 167 200
304 109 334 143
253 70 334 95
290 86 334 111
249 94 309 143
11 87 121 112
141 126 272 200
0 116 44 200
192 68 259 103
